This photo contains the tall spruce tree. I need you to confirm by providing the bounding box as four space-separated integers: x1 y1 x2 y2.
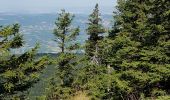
53 9 80 85
0 24 48 99
47 10 80 99
101 0 170 99
85 4 105 64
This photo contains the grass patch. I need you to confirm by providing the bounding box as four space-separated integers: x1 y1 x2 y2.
71 91 90 100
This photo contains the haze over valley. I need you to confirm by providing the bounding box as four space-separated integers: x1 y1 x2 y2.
0 13 112 53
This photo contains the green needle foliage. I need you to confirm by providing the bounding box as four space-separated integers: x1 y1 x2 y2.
5 1 168 100
47 10 80 100
53 9 80 86
53 9 80 53
101 0 170 99
0 24 49 99
85 4 105 64
47 2 170 99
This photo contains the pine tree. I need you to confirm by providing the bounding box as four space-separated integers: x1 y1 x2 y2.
0 24 49 99
85 4 105 64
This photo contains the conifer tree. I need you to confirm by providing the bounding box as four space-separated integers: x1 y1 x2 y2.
53 9 80 53
53 9 80 85
102 0 170 99
48 10 80 99
85 4 105 64
0 24 48 99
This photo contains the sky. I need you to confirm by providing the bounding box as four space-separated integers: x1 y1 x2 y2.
0 0 117 14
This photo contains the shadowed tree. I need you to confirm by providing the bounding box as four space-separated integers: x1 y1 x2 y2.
0 24 49 99
85 4 105 64
101 0 170 99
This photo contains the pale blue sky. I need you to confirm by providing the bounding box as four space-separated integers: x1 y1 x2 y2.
0 0 117 14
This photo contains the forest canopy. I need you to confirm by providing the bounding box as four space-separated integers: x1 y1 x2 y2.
0 0 170 100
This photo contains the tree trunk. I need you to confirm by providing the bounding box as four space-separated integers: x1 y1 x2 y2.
91 43 100 65
62 28 66 53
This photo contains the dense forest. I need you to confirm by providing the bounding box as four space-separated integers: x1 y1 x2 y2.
0 0 170 100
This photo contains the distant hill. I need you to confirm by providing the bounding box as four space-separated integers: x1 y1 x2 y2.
0 13 112 53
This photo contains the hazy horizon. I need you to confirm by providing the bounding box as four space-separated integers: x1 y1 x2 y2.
0 0 117 14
